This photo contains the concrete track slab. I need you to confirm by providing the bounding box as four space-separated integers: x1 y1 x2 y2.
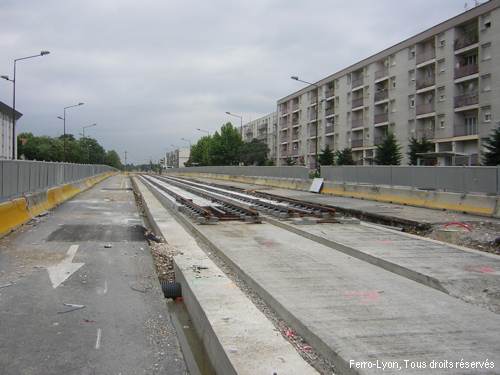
187 176 500 225
268 218 500 313
134 177 318 374
0 175 186 375
189 220 500 375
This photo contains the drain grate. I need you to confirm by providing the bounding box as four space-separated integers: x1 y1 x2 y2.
47 224 146 242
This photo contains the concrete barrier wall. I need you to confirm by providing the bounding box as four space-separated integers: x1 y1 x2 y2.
0 171 116 238
321 166 500 195
166 166 310 180
0 160 116 201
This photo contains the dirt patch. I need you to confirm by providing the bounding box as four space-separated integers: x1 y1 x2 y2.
426 221 500 255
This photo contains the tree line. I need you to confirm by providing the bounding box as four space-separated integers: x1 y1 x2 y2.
187 122 271 166
17 132 122 169
315 128 500 166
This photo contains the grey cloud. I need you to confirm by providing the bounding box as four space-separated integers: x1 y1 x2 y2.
0 0 464 163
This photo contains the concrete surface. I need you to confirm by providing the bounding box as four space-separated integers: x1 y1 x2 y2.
187 176 500 226
269 218 500 313
0 175 186 375
134 176 318 375
182 220 500 375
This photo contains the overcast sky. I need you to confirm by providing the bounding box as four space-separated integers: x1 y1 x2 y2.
0 0 473 164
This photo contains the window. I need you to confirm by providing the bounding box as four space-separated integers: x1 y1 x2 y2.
409 96 415 108
481 43 492 61
465 53 478 66
438 33 446 47
483 107 491 122
409 47 416 60
481 74 491 92
438 87 445 102
438 59 446 73
439 115 445 129
391 76 396 88
481 13 492 30
408 69 415 85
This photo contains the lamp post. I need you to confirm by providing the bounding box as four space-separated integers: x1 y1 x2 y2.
196 128 211 136
291 75 321 173
81 123 97 163
59 102 84 161
82 123 97 138
1 51 50 159
225 111 243 136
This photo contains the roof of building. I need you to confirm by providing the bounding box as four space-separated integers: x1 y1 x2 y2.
0 101 23 120
278 0 500 103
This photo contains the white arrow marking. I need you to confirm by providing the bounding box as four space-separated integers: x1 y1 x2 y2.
47 245 84 288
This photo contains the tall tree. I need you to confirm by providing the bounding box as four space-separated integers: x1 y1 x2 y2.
483 127 500 165
318 145 334 166
105 150 122 169
189 135 212 166
374 132 402 165
407 137 433 165
335 148 354 165
239 139 269 166
209 122 243 165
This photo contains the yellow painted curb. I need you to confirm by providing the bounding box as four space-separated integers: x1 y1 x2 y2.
0 172 116 238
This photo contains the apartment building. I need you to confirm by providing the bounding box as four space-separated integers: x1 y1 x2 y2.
277 0 500 167
241 112 278 162
0 101 22 159
164 147 190 168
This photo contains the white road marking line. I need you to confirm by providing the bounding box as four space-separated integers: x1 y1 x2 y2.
103 279 108 294
47 245 85 288
95 328 102 349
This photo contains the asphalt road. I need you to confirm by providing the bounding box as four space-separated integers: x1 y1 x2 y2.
0 175 187 375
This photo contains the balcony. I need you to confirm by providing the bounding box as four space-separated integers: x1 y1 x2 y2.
351 139 364 148
309 127 317 137
291 132 300 141
352 76 364 88
309 143 318 154
374 68 389 80
454 91 478 108
374 112 389 124
352 97 364 109
374 89 388 102
416 49 436 64
325 88 335 98
280 106 289 116
454 123 478 137
416 103 435 115
351 118 364 128
416 76 435 90
292 102 299 111
280 120 290 129
374 135 386 146
454 64 479 79
292 117 299 126
325 124 334 134
454 31 479 50
257 132 267 140
417 128 435 140
309 96 318 105
325 107 335 116
308 111 318 122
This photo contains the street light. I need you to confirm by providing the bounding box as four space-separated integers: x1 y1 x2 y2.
291 75 321 173
82 123 97 138
196 128 211 136
225 111 243 135
60 102 85 161
1 51 50 159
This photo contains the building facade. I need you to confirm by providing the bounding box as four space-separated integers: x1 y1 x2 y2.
241 112 278 163
277 0 500 167
164 147 190 168
0 101 23 160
